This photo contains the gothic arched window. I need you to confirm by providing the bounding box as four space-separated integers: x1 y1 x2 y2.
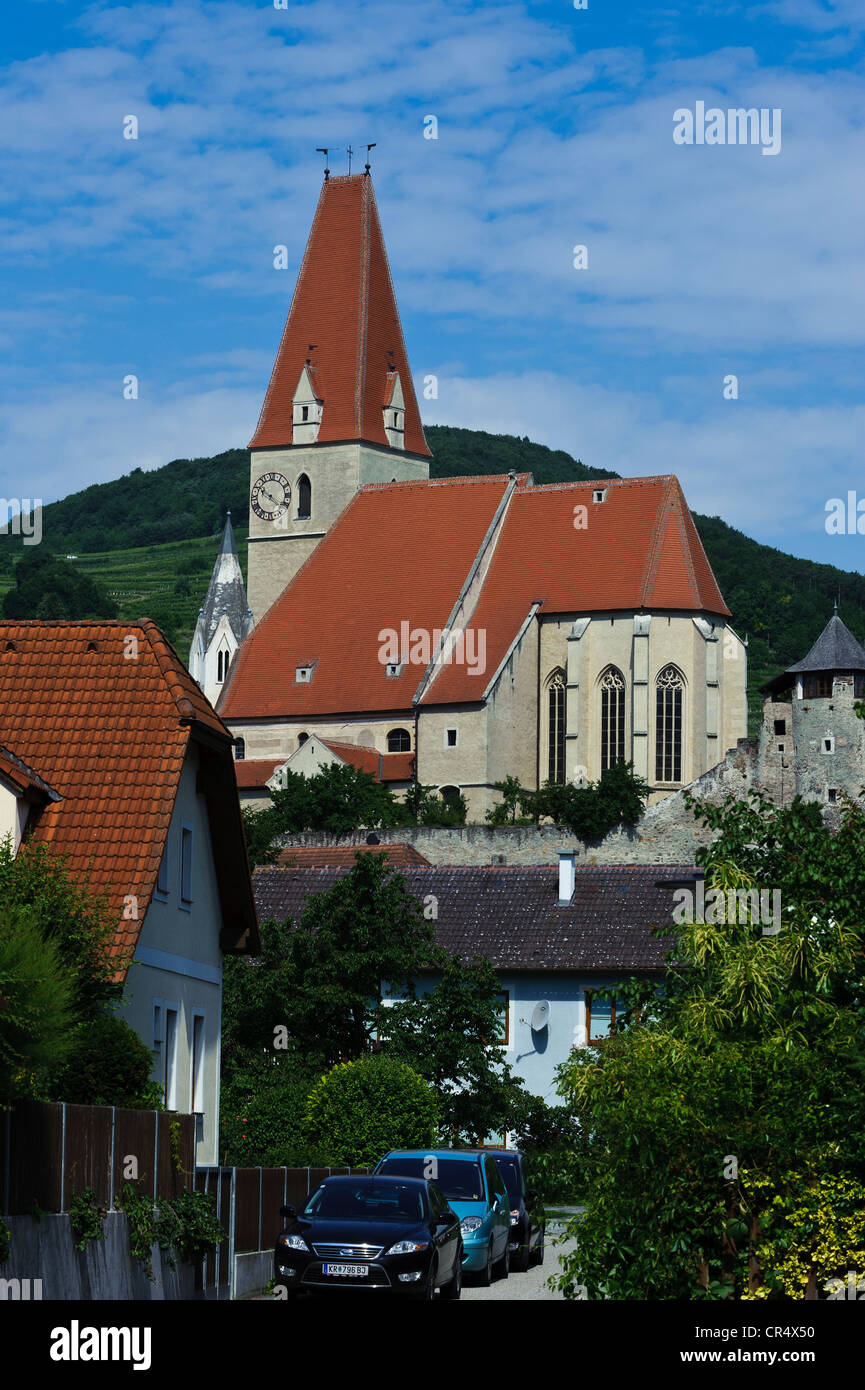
547 670 566 784
297 474 312 519
387 728 411 752
599 666 626 771
655 665 685 783
217 647 231 683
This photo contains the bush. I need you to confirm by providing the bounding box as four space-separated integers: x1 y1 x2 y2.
304 1055 438 1167
220 1054 316 1166
50 1012 164 1108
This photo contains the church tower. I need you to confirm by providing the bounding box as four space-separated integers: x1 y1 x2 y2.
189 512 253 706
246 171 431 622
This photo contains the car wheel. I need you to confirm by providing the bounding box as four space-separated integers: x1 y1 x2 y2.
478 1240 494 1287
441 1253 462 1300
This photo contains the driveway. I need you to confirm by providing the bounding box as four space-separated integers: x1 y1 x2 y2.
459 1235 578 1301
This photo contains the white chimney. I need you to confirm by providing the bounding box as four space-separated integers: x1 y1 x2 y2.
558 852 575 905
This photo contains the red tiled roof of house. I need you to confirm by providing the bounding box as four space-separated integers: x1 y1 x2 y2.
220 473 729 719
249 174 430 456
320 740 413 783
273 843 430 868
219 475 514 718
0 620 257 972
234 758 285 789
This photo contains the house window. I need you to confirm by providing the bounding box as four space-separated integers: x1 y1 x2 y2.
190 1013 206 1115
855 675 865 699
493 992 509 1046
298 731 309 747
301 405 309 422
152 1001 163 1066
828 788 838 803
234 738 245 760
297 474 311 519
802 674 833 698
164 1006 179 1110
822 737 834 755
599 666 626 771
547 671 566 784
440 785 461 811
585 992 625 1042
155 841 170 898
773 719 786 736
216 648 230 683
445 728 458 748
655 666 684 783
387 728 411 752
180 825 193 907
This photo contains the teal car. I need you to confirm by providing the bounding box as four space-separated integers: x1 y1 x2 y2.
374 1150 511 1284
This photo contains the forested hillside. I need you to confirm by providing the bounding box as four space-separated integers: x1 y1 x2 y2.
1 425 862 732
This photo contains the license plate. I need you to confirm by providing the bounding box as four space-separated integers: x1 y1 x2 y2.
322 1263 368 1277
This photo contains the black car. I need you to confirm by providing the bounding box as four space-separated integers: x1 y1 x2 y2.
273 1175 463 1299
486 1149 545 1272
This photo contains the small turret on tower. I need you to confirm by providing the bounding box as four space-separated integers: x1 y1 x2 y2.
189 512 254 706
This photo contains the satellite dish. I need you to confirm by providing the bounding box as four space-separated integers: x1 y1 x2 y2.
531 1000 551 1032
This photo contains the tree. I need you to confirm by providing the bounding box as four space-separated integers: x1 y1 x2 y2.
2 551 117 620
304 1056 438 1167
536 760 649 840
0 904 76 1102
382 953 529 1142
550 794 865 1300
50 1013 163 1110
220 854 528 1157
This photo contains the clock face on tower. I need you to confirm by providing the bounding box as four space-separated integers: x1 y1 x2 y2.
251 471 292 521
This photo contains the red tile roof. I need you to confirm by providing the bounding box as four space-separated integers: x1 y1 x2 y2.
220 474 729 719
273 843 430 868
0 744 61 801
219 475 513 718
249 174 430 456
234 757 284 789
0 620 258 972
320 741 413 783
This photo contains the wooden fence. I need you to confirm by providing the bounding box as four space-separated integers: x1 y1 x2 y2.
195 1165 370 1297
0 1100 196 1215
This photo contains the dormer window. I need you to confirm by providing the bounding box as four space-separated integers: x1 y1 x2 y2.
383 371 406 449
385 662 403 679
292 367 322 444
295 665 313 684
593 488 607 504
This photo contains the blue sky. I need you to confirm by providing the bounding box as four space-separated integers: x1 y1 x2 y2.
1 0 863 567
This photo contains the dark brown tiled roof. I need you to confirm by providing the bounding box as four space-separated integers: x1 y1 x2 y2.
253 863 695 973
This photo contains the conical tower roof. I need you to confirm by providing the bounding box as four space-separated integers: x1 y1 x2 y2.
193 514 253 655
786 612 865 674
249 173 430 456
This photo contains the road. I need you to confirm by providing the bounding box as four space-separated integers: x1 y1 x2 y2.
459 1236 577 1301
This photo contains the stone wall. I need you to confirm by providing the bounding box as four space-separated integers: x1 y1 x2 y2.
274 739 761 867
1 1212 196 1300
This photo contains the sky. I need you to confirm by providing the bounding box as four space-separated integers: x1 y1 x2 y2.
0 0 863 567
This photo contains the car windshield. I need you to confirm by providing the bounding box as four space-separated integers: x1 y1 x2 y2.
494 1157 522 1202
302 1182 427 1223
378 1157 485 1202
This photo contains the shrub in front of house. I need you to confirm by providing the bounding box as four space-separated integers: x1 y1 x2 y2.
304 1055 438 1168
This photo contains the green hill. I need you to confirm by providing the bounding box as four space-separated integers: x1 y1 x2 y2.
1 425 862 734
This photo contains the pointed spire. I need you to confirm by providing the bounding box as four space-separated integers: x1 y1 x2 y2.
249 174 430 456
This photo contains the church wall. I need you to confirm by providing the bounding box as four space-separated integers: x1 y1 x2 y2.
226 714 414 762
416 705 490 819
483 615 540 805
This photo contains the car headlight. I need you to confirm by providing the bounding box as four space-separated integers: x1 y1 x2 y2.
278 1234 309 1252
386 1238 430 1255
510 1210 520 1225
460 1216 483 1234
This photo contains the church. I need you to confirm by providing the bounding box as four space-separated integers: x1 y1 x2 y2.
212 170 748 821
